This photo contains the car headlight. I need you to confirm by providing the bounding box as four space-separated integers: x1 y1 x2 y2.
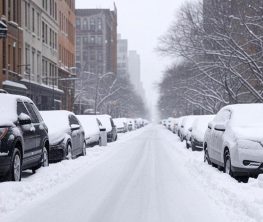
238 139 263 150
0 128 8 140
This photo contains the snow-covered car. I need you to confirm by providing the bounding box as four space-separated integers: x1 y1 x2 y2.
40 111 86 162
179 116 196 142
127 119 135 131
77 115 103 146
0 94 49 181
113 118 128 133
189 115 215 151
96 115 117 142
174 117 183 135
204 104 263 182
167 117 176 131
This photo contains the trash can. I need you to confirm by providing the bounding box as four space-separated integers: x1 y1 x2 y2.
99 127 107 146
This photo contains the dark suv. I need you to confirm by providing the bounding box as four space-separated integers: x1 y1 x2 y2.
0 94 49 181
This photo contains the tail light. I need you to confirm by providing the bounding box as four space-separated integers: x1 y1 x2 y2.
0 128 8 139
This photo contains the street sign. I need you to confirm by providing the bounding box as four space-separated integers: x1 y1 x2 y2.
0 20 7 38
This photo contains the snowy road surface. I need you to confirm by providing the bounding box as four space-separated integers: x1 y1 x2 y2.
2 125 263 222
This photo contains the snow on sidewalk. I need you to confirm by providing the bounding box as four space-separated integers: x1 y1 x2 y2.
161 126 263 222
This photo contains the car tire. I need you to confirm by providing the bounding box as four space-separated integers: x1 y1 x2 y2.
204 147 211 165
42 146 49 167
32 146 49 174
6 148 22 182
81 142 86 156
224 150 233 176
191 144 196 151
186 141 190 149
66 143 72 160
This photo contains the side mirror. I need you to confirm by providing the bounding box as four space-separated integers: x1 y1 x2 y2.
189 127 192 132
214 123 226 131
71 124 80 131
208 122 212 129
18 113 32 125
99 127 106 132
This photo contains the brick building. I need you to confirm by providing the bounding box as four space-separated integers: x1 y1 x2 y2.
0 0 25 95
57 0 76 111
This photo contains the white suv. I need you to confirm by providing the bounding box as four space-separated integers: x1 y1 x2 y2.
204 104 263 182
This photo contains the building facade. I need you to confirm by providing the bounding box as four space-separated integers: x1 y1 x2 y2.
117 34 128 78
128 50 146 101
0 0 25 95
0 0 78 111
75 5 117 76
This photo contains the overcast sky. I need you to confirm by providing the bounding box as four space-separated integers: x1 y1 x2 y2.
75 0 186 120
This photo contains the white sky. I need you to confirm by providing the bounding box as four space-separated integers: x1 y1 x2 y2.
75 0 186 120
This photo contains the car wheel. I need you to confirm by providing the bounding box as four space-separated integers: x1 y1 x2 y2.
191 144 195 151
186 141 190 149
7 148 22 182
224 151 232 176
81 142 86 156
66 144 72 160
204 148 211 165
42 146 49 167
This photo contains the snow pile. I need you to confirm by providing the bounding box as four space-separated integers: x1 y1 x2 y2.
77 115 100 144
40 111 72 144
161 126 263 222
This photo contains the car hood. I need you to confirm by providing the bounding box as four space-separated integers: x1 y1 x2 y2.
48 129 69 145
232 127 263 142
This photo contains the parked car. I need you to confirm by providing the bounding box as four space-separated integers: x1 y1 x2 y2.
190 115 215 151
113 118 128 133
127 119 135 131
167 117 176 131
174 117 183 135
96 115 117 142
40 111 86 162
0 94 49 181
179 116 196 142
77 115 103 146
204 104 263 182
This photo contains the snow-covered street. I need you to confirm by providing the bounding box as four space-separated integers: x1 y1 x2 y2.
1 125 263 222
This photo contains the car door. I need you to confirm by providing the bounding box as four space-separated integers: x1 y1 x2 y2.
17 101 36 166
69 115 81 156
212 109 231 163
24 102 43 163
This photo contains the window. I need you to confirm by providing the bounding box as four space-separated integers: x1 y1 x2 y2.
69 115 79 125
83 18 88 30
97 18 102 30
214 110 231 123
32 48 35 75
17 102 30 117
24 102 39 123
32 8 35 33
76 18 81 29
37 13 40 37
31 103 43 122
90 18 95 31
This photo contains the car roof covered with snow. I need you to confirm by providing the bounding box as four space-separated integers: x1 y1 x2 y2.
219 103 263 127
0 94 34 126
